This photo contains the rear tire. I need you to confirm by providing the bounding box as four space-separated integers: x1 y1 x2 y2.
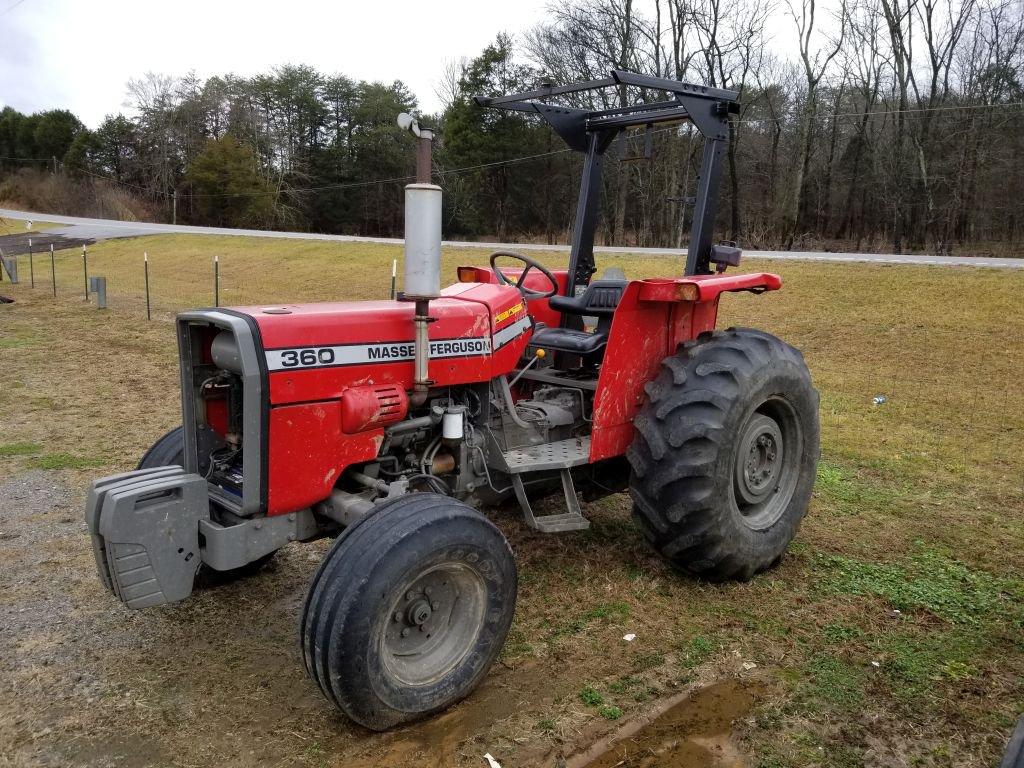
627 328 820 580
301 493 517 730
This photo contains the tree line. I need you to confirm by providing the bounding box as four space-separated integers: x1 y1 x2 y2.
1 0 1022 255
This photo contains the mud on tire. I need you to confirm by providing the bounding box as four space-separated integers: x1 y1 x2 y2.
300 493 517 731
627 328 820 580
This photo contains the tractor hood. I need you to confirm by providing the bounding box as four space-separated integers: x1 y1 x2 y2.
230 282 532 406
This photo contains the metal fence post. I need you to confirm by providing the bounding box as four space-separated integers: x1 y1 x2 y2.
50 244 56 297
82 245 89 301
0 248 17 283
28 238 34 288
144 252 151 320
90 276 107 309
214 255 219 307
390 259 397 299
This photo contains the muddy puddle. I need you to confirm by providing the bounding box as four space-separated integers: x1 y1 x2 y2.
337 676 758 768
568 679 761 768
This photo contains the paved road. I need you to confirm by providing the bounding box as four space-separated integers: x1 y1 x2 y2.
3 207 1021 268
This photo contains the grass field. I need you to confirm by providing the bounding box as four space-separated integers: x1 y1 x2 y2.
0 216 64 236
0 233 1022 767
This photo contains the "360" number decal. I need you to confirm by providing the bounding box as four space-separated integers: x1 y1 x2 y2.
279 348 336 368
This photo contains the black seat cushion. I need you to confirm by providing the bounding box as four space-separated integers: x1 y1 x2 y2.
548 279 627 317
531 279 626 357
530 325 608 355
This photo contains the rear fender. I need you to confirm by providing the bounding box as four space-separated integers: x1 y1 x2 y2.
589 273 781 461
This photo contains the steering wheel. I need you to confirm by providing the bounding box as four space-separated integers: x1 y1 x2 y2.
489 250 559 300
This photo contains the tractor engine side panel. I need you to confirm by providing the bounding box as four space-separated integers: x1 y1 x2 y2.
267 402 384 514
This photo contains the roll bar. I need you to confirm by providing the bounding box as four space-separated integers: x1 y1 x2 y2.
475 70 739 285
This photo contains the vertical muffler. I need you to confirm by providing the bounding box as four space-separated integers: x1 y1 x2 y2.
398 114 441 406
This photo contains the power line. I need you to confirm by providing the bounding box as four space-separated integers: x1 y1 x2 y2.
736 99 1024 125
183 148 577 198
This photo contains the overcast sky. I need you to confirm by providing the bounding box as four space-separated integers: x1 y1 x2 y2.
1 0 809 128
0 0 551 127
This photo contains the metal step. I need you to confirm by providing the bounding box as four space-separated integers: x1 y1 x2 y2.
511 469 590 533
503 436 591 474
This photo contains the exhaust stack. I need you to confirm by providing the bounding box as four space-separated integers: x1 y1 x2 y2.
397 113 439 405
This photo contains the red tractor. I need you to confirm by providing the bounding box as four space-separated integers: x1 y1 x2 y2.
85 72 819 731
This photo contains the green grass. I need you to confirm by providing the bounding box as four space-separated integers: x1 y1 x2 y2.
27 452 105 470
801 655 867 712
816 546 1023 626
0 442 42 457
679 635 717 668
579 686 604 707
598 704 624 720
822 623 863 643
814 459 901 516
872 630 988 705
607 675 642 694
0 325 43 350
580 601 631 622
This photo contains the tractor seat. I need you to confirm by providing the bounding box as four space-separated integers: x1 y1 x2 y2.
529 279 627 356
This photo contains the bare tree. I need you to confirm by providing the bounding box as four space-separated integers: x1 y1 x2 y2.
783 0 848 247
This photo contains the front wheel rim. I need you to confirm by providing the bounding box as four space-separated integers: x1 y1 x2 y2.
380 562 487 687
732 397 803 530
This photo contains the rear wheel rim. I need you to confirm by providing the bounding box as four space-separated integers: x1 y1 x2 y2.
380 562 487 687
732 398 802 530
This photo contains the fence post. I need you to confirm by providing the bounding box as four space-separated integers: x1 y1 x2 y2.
144 252 151 321
390 258 397 299
214 255 219 307
50 244 56 297
0 247 16 283
82 245 89 301
28 238 34 288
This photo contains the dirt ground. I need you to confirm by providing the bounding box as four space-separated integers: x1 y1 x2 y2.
0 237 1022 767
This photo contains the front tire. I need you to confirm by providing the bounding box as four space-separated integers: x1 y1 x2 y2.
301 493 517 730
137 426 185 469
628 328 820 580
